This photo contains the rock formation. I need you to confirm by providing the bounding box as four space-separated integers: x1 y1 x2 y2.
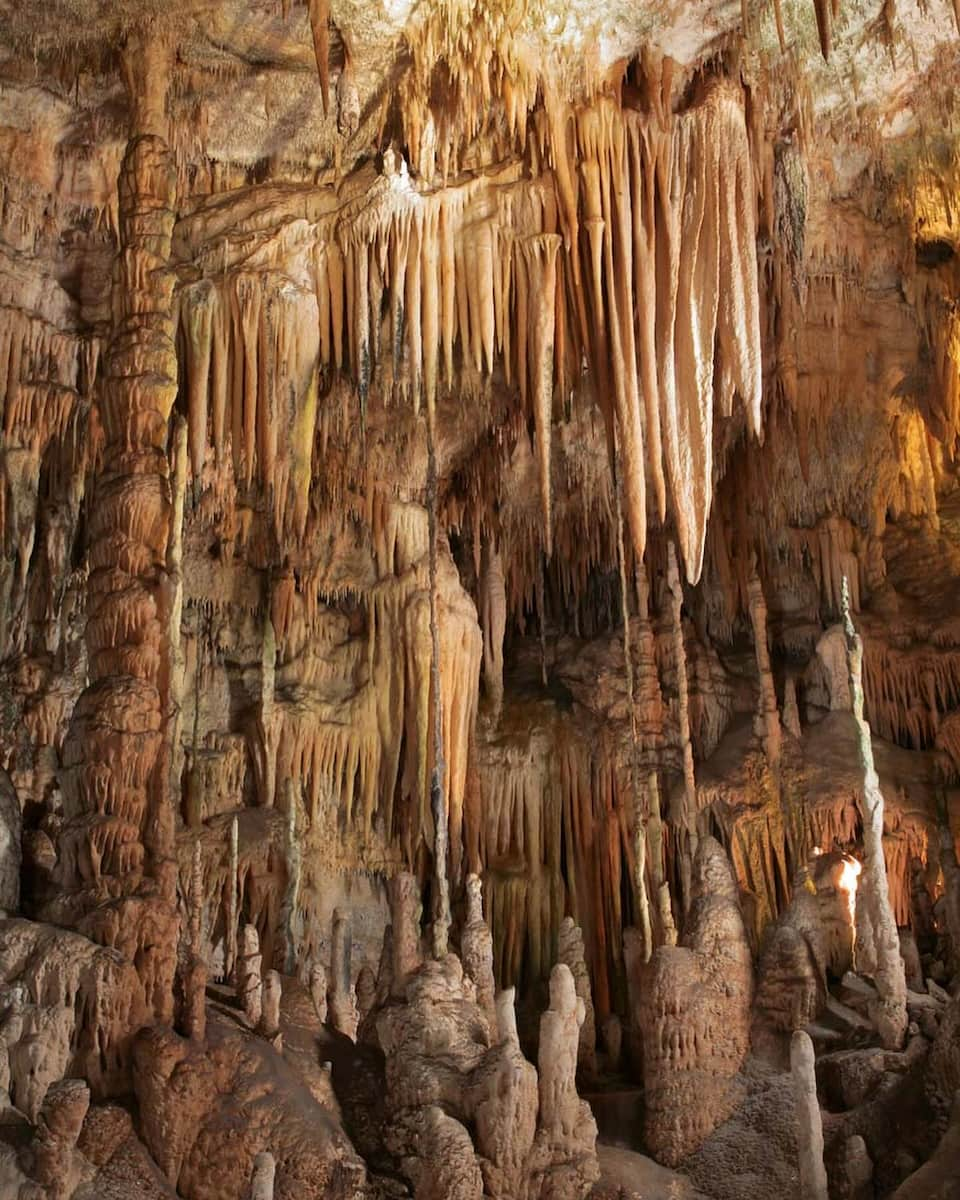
0 0 959 1196
460 873 496 1034
639 836 753 1165
790 1030 829 1200
556 917 597 1078
755 850 861 1034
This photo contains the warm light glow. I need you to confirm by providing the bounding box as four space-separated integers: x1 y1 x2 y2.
839 857 862 893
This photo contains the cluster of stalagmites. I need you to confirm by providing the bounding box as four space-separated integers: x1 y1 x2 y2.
369 873 598 1200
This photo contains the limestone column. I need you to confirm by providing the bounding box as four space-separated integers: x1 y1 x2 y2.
328 908 358 1038
667 543 698 909
56 32 180 1022
389 871 422 998
238 924 263 1026
260 970 282 1047
842 578 907 1049
747 567 782 771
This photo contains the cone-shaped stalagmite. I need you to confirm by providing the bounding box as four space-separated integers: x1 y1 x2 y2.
841 578 907 1049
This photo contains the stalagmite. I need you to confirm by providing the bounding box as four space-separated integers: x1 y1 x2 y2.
282 784 302 974
250 1150 276 1200
226 815 239 983
783 676 802 739
166 416 188 822
260 970 282 1047
461 874 497 1033
842 578 907 1049
791 1029 829 1200
355 964 377 1025
181 839 207 1042
239 924 263 1027
390 871 423 997
646 772 677 947
259 615 279 810
329 907 358 1039
668 543 698 908
557 917 597 1076
640 838 752 1165
748 568 782 771
3 6 958 1198
536 962 598 1184
310 962 328 1024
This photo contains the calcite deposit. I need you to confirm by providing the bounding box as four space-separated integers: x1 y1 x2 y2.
1 0 960 1197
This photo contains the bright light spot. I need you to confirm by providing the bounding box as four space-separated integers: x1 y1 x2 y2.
839 858 862 893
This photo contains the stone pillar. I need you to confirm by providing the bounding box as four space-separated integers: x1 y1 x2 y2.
226 814 239 982
389 872 422 998
783 675 802 739
460 874 496 1033
328 908 358 1039
238 924 263 1027
667 543 698 909
842 578 907 1049
180 838 206 1041
480 542 506 717
260 970 282 1047
55 32 180 1023
281 780 302 974
790 1029 828 1200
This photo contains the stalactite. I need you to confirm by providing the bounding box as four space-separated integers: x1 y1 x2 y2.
308 0 331 114
814 0 833 60
841 577 907 1050
668 542 698 909
480 539 506 715
519 234 561 556
614 446 651 959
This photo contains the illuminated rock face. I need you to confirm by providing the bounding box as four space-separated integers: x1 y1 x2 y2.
1 1 960 1197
